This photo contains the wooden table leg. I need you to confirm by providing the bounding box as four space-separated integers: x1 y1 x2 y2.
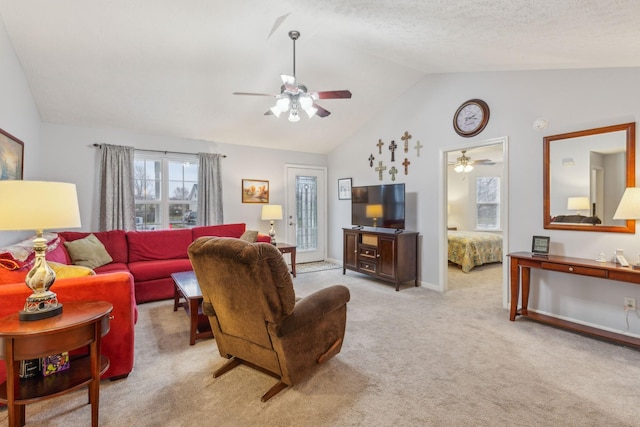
173 283 180 312
521 266 531 315
509 257 520 321
189 299 199 346
290 248 296 277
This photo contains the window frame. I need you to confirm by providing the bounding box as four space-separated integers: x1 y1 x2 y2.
134 152 199 231
475 176 501 231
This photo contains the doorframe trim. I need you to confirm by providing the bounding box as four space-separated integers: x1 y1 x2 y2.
439 137 510 309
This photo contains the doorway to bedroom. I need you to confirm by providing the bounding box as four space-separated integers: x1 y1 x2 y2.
442 137 509 308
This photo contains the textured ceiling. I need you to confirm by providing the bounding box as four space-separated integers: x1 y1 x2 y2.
1 0 640 153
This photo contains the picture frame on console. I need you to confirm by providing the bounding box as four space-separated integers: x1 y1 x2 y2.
0 128 24 181
531 235 550 257
338 178 352 200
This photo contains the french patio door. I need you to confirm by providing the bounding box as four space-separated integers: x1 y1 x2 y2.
285 165 327 263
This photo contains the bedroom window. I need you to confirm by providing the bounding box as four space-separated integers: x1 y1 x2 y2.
134 153 198 230
476 177 500 230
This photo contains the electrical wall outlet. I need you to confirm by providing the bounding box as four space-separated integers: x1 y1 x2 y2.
624 297 636 311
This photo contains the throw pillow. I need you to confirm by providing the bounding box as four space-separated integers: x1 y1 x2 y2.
63 234 113 269
240 230 259 242
48 261 96 279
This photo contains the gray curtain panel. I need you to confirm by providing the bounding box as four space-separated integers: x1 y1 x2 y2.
197 153 224 226
99 144 136 231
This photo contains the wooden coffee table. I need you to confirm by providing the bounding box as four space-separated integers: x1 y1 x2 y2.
172 271 213 345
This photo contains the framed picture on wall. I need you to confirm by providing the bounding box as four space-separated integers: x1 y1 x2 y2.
338 178 352 200
0 128 24 181
242 179 269 203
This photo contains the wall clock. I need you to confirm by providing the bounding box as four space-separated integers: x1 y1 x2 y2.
453 99 490 137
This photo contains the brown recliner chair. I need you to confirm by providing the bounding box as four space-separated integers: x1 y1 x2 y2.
188 236 350 401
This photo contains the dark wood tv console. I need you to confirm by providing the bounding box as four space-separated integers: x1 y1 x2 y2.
343 228 419 291
508 251 640 348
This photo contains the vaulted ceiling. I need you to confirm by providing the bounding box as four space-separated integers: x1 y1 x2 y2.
2 1 640 154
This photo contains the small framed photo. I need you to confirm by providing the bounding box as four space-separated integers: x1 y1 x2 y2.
531 235 550 256
338 178 352 200
242 179 269 203
0 128 24 181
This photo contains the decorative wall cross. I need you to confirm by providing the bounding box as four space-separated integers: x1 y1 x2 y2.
388 140 398 162
389 166 398 181
368 154 375 167
401 131 412 153
414 140 423 157
376 139 384 154
375 161 387 181
402 158 410 175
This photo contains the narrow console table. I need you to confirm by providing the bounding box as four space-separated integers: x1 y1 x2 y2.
0 301 112 427
343 228 419 291
508 251 640 348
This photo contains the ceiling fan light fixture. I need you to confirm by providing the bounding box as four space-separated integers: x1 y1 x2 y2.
288 110 300 122
269 106 282 118
304 105 317 118
276 96 290 112
299 94 313 109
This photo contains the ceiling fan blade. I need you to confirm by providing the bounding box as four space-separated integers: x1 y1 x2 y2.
312 90 352 100
313 103 331 118
233 92 276 97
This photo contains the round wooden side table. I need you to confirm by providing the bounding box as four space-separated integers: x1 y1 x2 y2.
0 300 113 427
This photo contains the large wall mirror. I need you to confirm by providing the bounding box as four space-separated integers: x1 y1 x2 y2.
544 122 636 233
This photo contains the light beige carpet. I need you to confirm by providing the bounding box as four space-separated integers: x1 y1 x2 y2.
3 264 640 426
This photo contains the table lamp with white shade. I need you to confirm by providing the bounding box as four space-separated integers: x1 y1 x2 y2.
567 196 590 216
0 181 82 320
613 187 640 266
261 204 282 245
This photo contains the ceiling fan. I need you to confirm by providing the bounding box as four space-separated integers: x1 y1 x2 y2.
449 150 494 173
233 30 352 122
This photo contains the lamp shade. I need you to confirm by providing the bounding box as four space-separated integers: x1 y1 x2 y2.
0 181 81 231
613 188 640 219
261 204 283 221
567 196 590 211
365 204 383 218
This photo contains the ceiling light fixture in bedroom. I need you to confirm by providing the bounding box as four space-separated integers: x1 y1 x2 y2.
454 151 474 173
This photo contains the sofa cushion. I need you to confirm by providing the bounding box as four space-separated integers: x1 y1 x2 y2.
192 223 246 240
0 232 62 271
64 234 114 269
128 259 193 282
48 261 96 278
94 262 130 275
240 229 259 242
127 229 192 262
59 230 128 264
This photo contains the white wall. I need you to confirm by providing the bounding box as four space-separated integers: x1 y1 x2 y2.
328 67 640 337
38 123 327 235
0 15 42 246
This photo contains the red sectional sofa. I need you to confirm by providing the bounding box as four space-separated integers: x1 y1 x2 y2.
58 223 270 303
0 222 268 386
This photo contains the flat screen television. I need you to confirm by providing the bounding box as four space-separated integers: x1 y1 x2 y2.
351 183 405 230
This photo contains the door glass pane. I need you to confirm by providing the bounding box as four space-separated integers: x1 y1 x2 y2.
296 176 317 250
